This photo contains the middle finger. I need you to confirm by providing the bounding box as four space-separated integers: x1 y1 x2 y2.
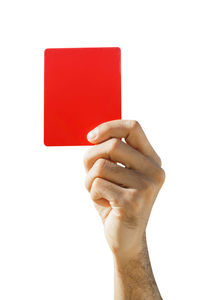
83 138 160 179
85 158 145 192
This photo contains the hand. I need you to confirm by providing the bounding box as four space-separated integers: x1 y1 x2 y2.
83 119 165 263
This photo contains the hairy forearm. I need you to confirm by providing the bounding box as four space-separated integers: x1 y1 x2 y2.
113 234 163 300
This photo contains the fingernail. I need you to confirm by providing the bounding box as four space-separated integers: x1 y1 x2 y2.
87 128 98 141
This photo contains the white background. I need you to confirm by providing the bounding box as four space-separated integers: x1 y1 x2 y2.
0 0 200 299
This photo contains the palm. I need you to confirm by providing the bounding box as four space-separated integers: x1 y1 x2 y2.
94 201 141 255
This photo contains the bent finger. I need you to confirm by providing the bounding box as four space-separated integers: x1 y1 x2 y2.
90 177 128 215
84 138 161 181
85 158 145 192
87 119 161 167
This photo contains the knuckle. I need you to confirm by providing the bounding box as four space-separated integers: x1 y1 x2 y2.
109 137 120 153
128 119 141 131
90 177 101 199
144 181 156 196
157 167 166 184
84 171 94 192
152 165 166 186
94 158 108 176
86 159 108 193
91 177 101 191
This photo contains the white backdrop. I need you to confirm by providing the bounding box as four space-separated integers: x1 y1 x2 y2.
0 1 200 299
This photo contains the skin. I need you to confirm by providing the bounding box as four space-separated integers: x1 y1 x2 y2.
83 119 165 300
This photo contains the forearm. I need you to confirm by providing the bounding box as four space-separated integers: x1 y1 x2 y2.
113 233 163 300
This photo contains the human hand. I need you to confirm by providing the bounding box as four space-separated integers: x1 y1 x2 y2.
83 119 165 263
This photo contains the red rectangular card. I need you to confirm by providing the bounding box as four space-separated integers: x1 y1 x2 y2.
44 47 121 146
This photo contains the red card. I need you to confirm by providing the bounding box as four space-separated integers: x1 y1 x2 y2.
44 47 121 146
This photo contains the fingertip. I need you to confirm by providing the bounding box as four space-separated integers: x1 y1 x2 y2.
87 128 99 142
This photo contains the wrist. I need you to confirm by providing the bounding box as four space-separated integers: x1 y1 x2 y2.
112 233 147 269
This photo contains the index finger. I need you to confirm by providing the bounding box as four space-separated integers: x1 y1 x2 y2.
87 119 161 167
